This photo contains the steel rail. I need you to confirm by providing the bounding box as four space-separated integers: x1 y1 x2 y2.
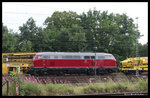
63 92 148 96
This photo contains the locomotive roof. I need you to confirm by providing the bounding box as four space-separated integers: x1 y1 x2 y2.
36 52 113 56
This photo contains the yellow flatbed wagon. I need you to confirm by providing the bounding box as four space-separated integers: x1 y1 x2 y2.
2 52 37 75
120 57 148 74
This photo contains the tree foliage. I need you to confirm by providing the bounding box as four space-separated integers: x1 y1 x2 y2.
138 42 148 57
2 24 19 53
2 9 147 64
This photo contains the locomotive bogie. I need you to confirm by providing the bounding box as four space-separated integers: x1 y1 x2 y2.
29 67 118 76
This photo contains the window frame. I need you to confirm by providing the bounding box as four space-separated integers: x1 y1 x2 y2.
43 55 50 59
38 55 43 59
84 56 91 59
105 55 114 59
98 56 105 59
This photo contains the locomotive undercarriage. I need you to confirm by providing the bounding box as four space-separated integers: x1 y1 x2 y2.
122 70 145 75
28 67 118 76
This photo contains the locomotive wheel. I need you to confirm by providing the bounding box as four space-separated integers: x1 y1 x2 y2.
88 70 95 75
33 70 37 76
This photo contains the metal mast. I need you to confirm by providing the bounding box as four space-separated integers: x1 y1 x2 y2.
135 17 139 76
93 46 97 79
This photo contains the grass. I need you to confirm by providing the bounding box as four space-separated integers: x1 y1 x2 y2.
19 82 45 96
2 76 148 96
45 83 74 95
82 78 128 94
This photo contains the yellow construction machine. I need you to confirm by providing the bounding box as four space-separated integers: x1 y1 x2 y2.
2 52 36 75
120 57 148 74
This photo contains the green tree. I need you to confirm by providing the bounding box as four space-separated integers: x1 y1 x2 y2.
20 41 33 52
68 24 87 52
44 11 85 52
35 28 54 52
138 43 148 57
3 9 142 66
55 27 70 52
44 11 80 30
80 9 101 51
79 9 141 65
19 17 40 52
2 24 19 53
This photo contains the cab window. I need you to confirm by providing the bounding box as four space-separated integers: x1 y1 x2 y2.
91 56 95 59
54 56 58 59
98 56 104 59
84 56 90 59
9 67 13 71
33 56 36 60
72 56 81 59
38 55 43 59
43 55 50 59
62 56 72 59
105 55 113 59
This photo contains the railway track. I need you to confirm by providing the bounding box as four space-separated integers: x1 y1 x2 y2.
64 92 148 96
2 73 148 84
2 72 148 96
35 73 148 84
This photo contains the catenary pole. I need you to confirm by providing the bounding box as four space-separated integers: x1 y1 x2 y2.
135 17 139 76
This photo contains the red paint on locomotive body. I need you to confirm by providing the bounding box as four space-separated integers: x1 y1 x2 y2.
32 52 116 68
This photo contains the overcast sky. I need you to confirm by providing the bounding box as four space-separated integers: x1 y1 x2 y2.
2 2 148 45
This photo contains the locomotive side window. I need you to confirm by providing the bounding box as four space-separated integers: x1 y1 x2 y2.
98 56 104 59
91 56 95 59
84 56 95 59
62 56 65 59
84 56 90 59
66 56 72 59
62 55 81 59
54 56 58 59
105 55 113 59
62 56 72 59
43 55 50 59
72 56 81 59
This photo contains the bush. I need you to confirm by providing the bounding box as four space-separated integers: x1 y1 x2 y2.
19 82 44 96
83 85 98 94
2 75 148 96
45 83 74 95
83 78 129 94
133 78 148 91
7 81 17 95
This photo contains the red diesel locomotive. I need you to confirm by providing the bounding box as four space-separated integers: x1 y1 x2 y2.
29 52 117 75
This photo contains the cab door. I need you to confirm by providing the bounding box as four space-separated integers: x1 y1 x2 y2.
43 59 47 68
97 56 104 67
84 56 93 67
43 55 50 68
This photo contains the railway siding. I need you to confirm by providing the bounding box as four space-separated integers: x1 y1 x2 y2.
64 92 148 96
2 73 148 84
2 74 148 96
